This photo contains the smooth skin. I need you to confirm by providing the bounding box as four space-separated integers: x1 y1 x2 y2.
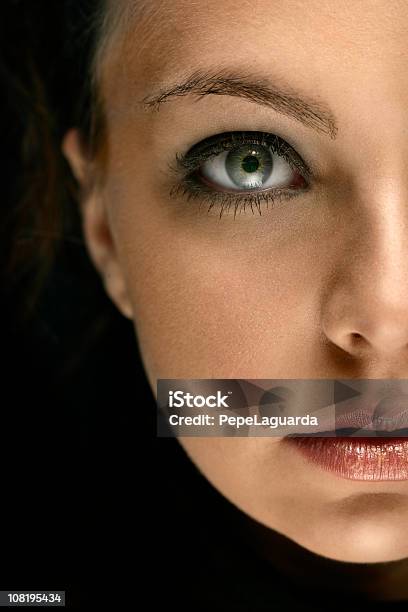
62 0 408 588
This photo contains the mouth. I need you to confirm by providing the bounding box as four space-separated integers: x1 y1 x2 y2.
282 391 408 481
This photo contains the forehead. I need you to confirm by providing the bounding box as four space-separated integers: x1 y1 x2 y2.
105 0 408 78
100 0 408 132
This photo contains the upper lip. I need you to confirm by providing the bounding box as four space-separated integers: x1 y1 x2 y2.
286 393 408 435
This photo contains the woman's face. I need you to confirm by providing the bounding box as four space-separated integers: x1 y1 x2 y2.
63 0 408 563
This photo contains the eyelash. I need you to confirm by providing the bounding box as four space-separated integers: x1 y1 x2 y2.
167 131 313 219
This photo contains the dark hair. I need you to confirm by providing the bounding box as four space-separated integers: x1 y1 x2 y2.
1 0 110 318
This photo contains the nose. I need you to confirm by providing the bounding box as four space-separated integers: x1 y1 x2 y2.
321 186 408 364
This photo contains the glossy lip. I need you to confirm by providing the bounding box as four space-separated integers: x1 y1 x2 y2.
283 436 408 481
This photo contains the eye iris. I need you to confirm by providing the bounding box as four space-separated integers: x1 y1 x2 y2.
225 145 273 189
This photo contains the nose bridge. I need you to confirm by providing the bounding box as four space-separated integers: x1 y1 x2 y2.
322 171 408 361
335 60 408 181
357 175 408 296
318 42 408 364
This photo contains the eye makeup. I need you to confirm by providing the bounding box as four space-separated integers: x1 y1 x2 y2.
167 131 313 219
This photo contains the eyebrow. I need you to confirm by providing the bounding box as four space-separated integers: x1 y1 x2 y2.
140 68 338 139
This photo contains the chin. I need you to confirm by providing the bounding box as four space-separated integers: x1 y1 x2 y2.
294 523 408 563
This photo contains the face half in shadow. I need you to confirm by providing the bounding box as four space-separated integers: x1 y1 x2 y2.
62 0 408 564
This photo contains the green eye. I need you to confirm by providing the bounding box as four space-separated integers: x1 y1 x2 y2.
169 131 312 219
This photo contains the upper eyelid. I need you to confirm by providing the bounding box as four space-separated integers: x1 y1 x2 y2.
171 131 313 180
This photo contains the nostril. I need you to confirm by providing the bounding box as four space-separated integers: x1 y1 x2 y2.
350 332 366 348
351 332 363 339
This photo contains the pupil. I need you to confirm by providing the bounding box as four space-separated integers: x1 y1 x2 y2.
241 155 259 173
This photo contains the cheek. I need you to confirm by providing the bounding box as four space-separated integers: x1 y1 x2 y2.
113 206 326 382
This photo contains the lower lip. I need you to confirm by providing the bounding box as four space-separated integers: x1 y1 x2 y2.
284 437 408 481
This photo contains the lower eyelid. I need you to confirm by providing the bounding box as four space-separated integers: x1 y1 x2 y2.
168 177 311 221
